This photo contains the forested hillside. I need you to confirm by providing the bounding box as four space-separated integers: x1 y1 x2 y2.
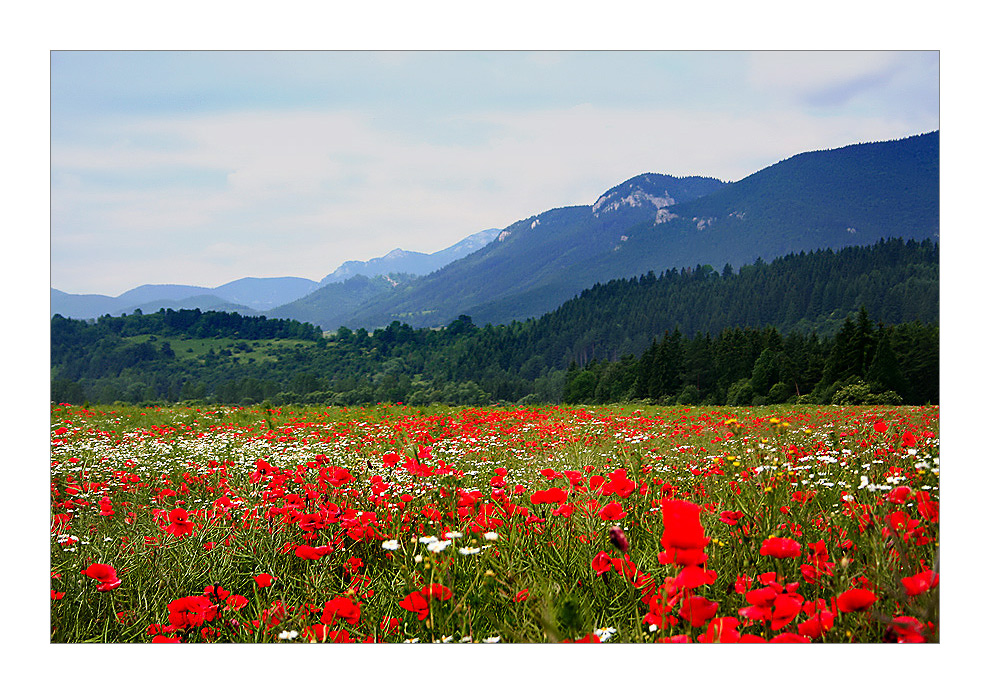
51 239 938 407
309 133 937 330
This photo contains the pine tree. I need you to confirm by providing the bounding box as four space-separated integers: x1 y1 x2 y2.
655 328 684 397
850 306 878 378
866 325 907 397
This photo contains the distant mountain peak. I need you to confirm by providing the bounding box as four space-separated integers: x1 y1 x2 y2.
592 172 725 218
593 188 675 216
319 228 500 285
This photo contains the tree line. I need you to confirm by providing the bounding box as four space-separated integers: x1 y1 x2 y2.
561 308 936 407
51 239 938 407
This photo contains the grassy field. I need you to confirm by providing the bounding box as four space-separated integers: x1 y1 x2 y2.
123 335 312 365
50 402 939 644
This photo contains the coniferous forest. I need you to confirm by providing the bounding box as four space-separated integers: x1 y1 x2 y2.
50 238 938 408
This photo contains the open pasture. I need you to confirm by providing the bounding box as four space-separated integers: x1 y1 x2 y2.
50 402 938 643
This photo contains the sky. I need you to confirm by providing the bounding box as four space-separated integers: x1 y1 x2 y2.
50 49 939 296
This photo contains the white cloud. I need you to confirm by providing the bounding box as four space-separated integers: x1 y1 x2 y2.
747 51 901 91
746 51 938 115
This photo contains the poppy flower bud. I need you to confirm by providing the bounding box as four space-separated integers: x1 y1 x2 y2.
609 525 629 552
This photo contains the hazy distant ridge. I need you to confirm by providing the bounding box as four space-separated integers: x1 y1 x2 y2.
319 229 501 285
51 277 318 320
51 229 502 321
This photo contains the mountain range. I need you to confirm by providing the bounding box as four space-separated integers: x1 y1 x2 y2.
51 131 938 330
49 231 499 321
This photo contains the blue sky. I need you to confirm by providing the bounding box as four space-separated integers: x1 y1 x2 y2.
50 50 939 295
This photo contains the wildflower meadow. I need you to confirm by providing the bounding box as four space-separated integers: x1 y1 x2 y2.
50 402 939 645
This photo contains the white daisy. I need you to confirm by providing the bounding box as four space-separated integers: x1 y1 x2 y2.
594 627 617 642
427 539 452 553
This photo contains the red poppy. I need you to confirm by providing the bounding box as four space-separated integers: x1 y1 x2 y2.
168 595 217 629
770 632 810 643
836 588 878 612
204 584 230 602
673 565 717 589
598 502 627 521
604 468 636 498
660 498 709 551
719 510 744 525
739 586 778 622
733 574 753 594
800 563 827 585
254 573 276 588
610 554 643 584
678 595 719 627
592 551 613 576
643 594 679 631
513 589 529 603
226 594 249 611
530 487 568 505
915 491 939 523
322 466 355 488
567 632 602 643
98 496 114 516
563 470 585 487
887 616 927 643
697 617 740 643
770 593 804 631
901 569 939 596
759 537 802 559
552 503 575 517
321 596 361 626
873 420 888 434
420 583 453 601
164 508 195 537
805 540 833 568
884 486 911 504
399 591 430 621
81 563 122 591
797 610 834 639
294 544 326 560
